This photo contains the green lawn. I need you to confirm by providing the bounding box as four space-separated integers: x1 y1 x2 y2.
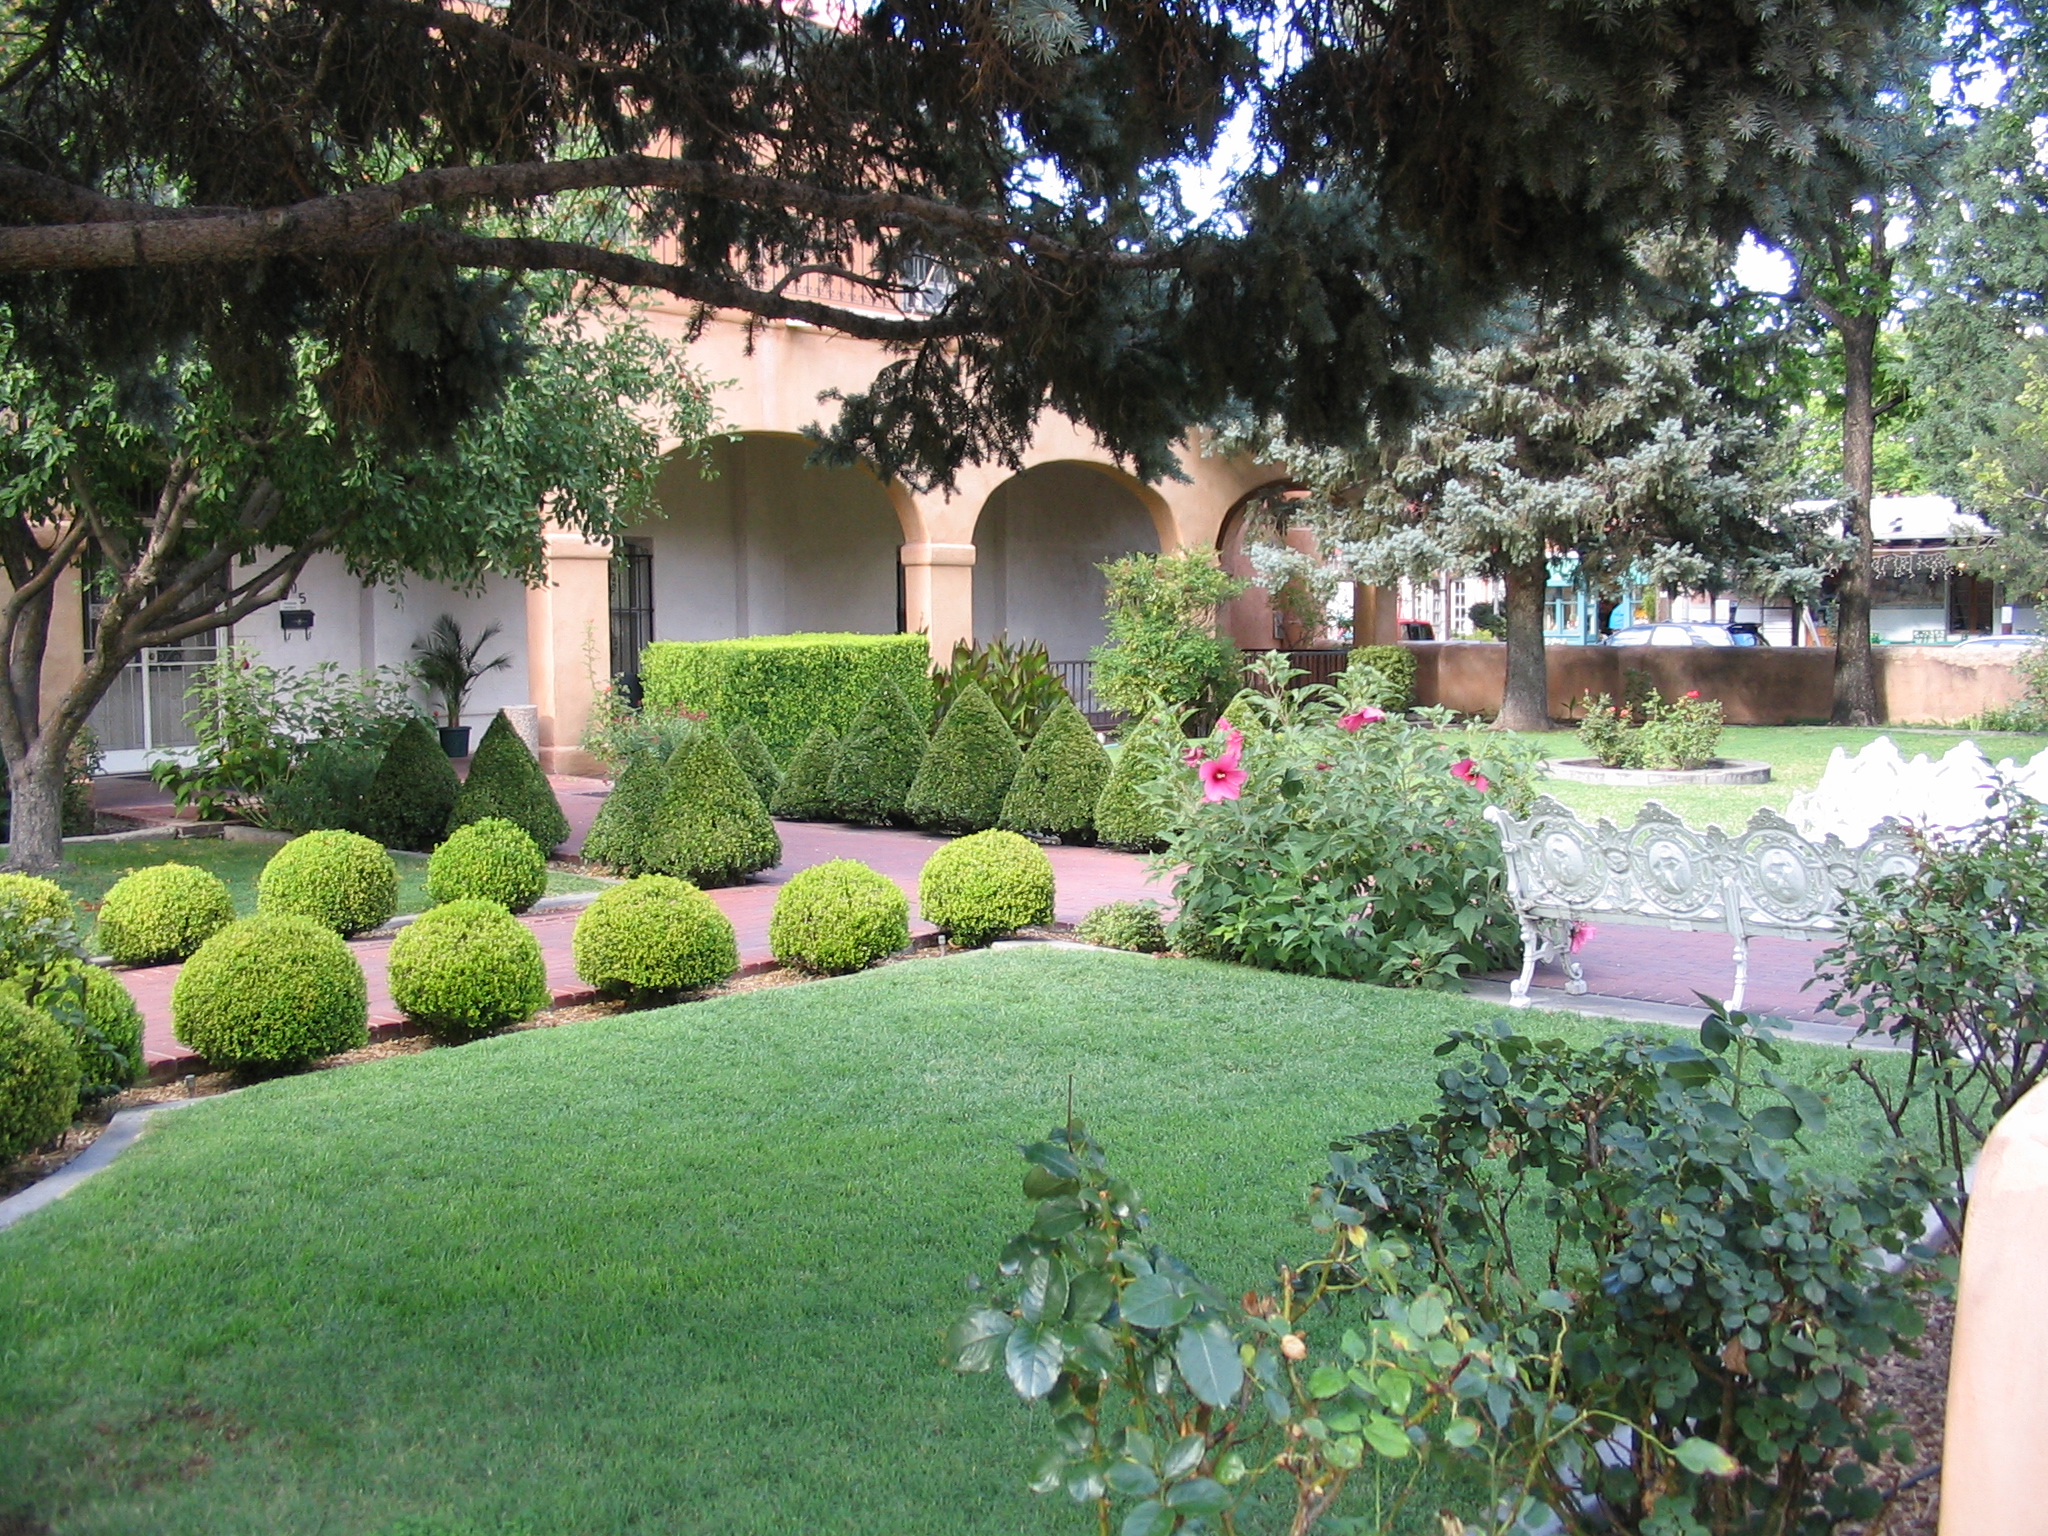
52 835 608 927
1515 722 2048 830
0 949 1908 1536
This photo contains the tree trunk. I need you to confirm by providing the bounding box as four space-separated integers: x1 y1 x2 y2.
5 741 69 872
1831 313 1880 726
1499 558 1552 731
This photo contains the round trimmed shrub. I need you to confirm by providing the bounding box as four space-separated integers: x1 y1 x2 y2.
0 873 77 969
769 860 910 975
918 830 1055 947
428 818 546 913
572 876 737 997
0 995 78 1159
95 862 236 965
905 682 1023 833
73 964 145 1097
256 830 399 936
1076 900 1168 954
172 915 369 1066
388 899 549 1040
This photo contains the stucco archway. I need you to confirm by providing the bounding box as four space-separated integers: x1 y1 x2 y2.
971 461 1163 661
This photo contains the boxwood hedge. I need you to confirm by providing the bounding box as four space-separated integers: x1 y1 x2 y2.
639 633 933 763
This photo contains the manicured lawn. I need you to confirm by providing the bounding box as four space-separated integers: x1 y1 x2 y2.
1515 723 2048 830
0 949 1908 1536
50 835 608 930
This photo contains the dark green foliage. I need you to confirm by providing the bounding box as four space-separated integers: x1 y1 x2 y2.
171 915 370 1067
643 728 781 888
827 680 929 826
640 635 934 763
770 725 841 820
95 863 236 966
267 740 383 834
999 700 1112 842
1093 714 1180 852
0 996 77 1160
930 638 1069 740
364 719 463 853
768 860 910 975
1075 901 1167 953
1346 646 1418 711
905 683 1022 833
725 723 783 807
74 966 144 1099
571 876 737 998
449 713 570 854
917 830 1055 946
580 746 667 875
256 830 399 937
387 899 550 1040
427 818 546 913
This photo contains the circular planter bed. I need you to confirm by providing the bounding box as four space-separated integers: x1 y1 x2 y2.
1547 757 1772 787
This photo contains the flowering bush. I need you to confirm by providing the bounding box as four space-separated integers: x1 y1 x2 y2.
1157 672 1540 984
1574 685 1724 770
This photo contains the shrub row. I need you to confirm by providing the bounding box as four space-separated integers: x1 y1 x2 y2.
639 633 935 763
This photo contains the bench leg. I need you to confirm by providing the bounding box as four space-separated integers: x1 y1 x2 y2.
1510 918 1540 1006
1730 934 1749 1013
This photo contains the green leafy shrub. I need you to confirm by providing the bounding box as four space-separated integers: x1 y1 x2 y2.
1345 644 1418 710
1075 900 1166 953
930 637 1068 740
768 859 910 974
1089 550 1245 717
387 899 550 1040
572 875 737 998
1463 600 1508 639
362 717 463 852
171 915 369 1066
769 724 840 819
449 712 571 853
0 889 136 1099
428 818 546 912
827 678 929 825
256 829 399 936
0 874 78 969
95 862 237 966
580 744 667 874
1636 688 1724 769
266 739 383 834
918 830 1054 946
905 682 1022 833
643 727 782 886
1000 699 1111 841
639 632 934 763
1092 712 1179 851
0 995 78 1159
726 722 783 806
73 965 144 1097
1216 688 1268 738
1574 691 1642 766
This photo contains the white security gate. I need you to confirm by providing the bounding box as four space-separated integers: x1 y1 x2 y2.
87 643 218 775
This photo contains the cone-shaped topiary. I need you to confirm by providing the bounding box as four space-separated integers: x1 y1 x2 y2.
827 679 928 825
573 875 738 997
172 915 369 1067
642 726 782 887
904 682 1022 833
580 744 667 874
0 995 77 1160
257 830 398 936
770 724 840 819
449 711 571 853
96 862 236 966
1093 714 1180 851
1000 698 1112 842
726 722 783 807
918 829 1055 946
428 818 546 912
768 859 910 974
387 898 550 1040
363 717 462 852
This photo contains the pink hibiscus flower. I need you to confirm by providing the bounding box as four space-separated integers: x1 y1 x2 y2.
1194 723 1247 801
1339 705 1386 732
1450 757 1491 794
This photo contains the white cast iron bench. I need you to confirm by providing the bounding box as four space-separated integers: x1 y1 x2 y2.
1482 797 1919 1009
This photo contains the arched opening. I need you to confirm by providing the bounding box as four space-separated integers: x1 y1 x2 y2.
971 461 1161 662
1215 486 1334 651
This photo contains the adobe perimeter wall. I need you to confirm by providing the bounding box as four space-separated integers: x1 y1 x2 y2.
1405 641 2026 726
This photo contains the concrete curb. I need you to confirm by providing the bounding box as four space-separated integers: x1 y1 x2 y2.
351 887 606 942
0 1096 219 1233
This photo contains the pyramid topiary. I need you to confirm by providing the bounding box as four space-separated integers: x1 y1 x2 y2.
363 717 462 852
1217 689 1268 738
1000 698 1112 842
642 726 782 887
826 678 928 825
449 711 571 853
904 682 1022 833
580 744 667 874
726 722 783 807
1094 713 1180 852
770 724 839 820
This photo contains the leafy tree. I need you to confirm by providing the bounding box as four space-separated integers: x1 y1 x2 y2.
1089 551 1244 719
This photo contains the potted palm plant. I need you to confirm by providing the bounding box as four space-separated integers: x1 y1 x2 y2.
413 616 513 757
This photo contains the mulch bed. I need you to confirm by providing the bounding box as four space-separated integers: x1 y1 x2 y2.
1845 1291 1953 1536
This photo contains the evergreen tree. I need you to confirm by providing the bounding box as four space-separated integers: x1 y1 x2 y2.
644 728 781 887
827 681 929 827
771 725 841 821
905 683 1024 833
1094 713 1181 852
725 723 783 807
580 745 667 875
1001 700 1112 842
449 713 572 853
362 718 462 853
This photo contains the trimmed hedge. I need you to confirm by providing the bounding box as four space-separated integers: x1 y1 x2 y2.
643 727 782 887
363 717 462 852
905 682 1022 833
768 859 909 974
1076 900 1168 954
581 745 666 875
726 723 783 806
0 996 77 1160
257 830 399 936
572 875 738 997
1000 699 1112 842
1093 713 1179 852
770 724 840 820
449 712 571 853
387 899 550 1040
0 874 77 969
827 678 928 825
171 915 369 1066
73 965 145 1097
640 632 934 764
428 817 546 912
917 829 1055 947
95 862 236 966
1347 645 1418 711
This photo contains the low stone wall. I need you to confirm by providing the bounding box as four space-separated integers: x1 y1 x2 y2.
1404 642 2025 726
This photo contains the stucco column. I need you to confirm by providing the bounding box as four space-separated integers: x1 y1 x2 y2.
900 541 975 664
1353 584 1401 647
1939 1079 2048 1534
526 528 611 777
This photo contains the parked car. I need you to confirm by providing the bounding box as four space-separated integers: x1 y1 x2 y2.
1604 622 1738 647
1725 623 1769 647
1955 633 2044 649
1399 620 1435 641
